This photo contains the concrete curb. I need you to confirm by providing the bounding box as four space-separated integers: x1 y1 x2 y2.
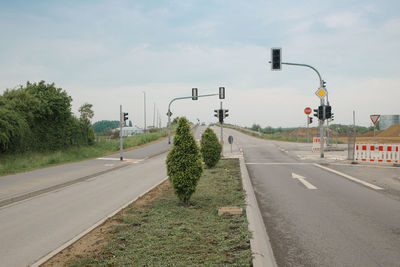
239 155 277 267
30 176 169 267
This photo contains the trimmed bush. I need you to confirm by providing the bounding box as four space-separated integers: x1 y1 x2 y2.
200 127 222 168
166 117 203 204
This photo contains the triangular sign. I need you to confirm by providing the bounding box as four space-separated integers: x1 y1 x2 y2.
370 115 381 125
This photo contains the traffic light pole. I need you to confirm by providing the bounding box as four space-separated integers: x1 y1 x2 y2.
281 61 325 158
119 105 123 161
307 115 310 143
220 101 224 156
167 93 218 144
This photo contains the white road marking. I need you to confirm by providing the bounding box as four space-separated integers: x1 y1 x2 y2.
292 173 317 189
314 163 383 190
246 162 312 165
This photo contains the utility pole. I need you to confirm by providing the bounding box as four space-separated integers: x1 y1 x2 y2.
153 102 156 128
142 91 146 133
220 101 223 154
119 105 123 161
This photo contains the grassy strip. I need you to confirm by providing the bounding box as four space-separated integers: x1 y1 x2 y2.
70 159 252 266
224 124 344 144
0 130 167 176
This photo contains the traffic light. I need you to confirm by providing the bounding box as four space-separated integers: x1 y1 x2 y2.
331 113 334 121
223 109 229 119
318 106 324 120
192 88 198 100
214 109 218 118
322 80 327 88
308 117 313 124
325 105 332 119
313 108 318 118
218 109 224 123
271 48 281 70
123 112 128 121
219 87 225 99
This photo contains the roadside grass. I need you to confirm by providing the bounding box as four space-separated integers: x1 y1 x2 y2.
69 159 252 266
0 130 167 176
224 124 344 144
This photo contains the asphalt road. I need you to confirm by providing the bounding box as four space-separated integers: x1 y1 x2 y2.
216 126 400 267
0 138 170 267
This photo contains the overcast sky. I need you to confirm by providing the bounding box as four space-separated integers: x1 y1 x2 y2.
1 0 399 128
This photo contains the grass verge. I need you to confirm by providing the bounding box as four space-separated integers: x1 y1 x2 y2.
46 158 252 266
0 130 167 176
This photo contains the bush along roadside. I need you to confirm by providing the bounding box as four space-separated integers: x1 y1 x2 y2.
200 127 222 168
166 117 203 204
65 159 252 266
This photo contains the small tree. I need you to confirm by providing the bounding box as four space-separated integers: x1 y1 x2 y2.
200 127 222 168
166 117 203 204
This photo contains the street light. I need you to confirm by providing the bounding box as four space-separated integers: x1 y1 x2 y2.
142 91 146 133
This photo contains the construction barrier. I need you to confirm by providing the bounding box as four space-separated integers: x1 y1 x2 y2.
354 144 400 164
312 137 326 152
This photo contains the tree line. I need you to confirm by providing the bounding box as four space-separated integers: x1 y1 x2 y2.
0 81 95 153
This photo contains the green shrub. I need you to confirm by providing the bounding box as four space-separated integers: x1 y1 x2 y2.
166 117 203 204
200 127 222 168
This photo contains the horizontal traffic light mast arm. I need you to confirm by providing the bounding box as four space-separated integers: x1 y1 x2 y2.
281 62 323 87
167 93 219 111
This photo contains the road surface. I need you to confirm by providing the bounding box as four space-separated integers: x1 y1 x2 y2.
215 126 400 267
0 138 170 267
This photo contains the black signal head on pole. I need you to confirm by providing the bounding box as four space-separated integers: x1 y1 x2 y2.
219 87 225 99
123 112 128 121
271 48 282 70
192 88 198 100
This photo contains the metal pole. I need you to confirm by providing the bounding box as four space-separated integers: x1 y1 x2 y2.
153 102 156 128
327 120 330 146
373 125 376 144
281 61 325 158
143 91 146 133
307 115 309 143
119 105 123 161
167 93 219 144
220 101 223 156
353 110 356 155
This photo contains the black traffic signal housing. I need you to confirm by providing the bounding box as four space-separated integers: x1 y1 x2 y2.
325 105 332 119
218 109 224 123
224 109 229 119
313 108 318 118
271 48 281 70
308 117 313 124
318 106 324 120
219 87 225 99
214 109 218 118
192 88 198 100
123 112 128 121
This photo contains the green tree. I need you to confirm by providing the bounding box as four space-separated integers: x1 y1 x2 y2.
79 103 95 145
200 127 222 168
166 117 203 204
92 120 120 134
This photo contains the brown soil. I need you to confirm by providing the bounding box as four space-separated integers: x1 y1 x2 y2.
338 136 400 144
42 179 171 267
359 130 383 137
377 124 400 137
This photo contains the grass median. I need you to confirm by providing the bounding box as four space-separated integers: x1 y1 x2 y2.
46 158 252 266
0 130 167 176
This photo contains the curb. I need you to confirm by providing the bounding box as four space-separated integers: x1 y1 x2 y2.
239 155 277 267
30 176 169 267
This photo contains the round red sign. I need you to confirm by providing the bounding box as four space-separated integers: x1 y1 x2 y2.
304 107 312 115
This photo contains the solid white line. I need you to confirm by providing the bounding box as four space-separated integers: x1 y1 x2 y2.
246 162 312 165
314 164 383 190
30 176 169 267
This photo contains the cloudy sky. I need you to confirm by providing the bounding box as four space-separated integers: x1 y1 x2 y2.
0 0 399 128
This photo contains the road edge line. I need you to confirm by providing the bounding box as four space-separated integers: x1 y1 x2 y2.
30 176 169 267
240 155 277 267
313 164 383 190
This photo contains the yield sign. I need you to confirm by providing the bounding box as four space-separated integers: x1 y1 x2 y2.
370 114 380 125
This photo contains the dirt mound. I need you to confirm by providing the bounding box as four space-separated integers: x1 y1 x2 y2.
360 130 383 137
377 124 400 137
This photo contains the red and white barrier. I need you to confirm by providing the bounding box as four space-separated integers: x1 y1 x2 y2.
354 144 400 164
312 137 326 152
